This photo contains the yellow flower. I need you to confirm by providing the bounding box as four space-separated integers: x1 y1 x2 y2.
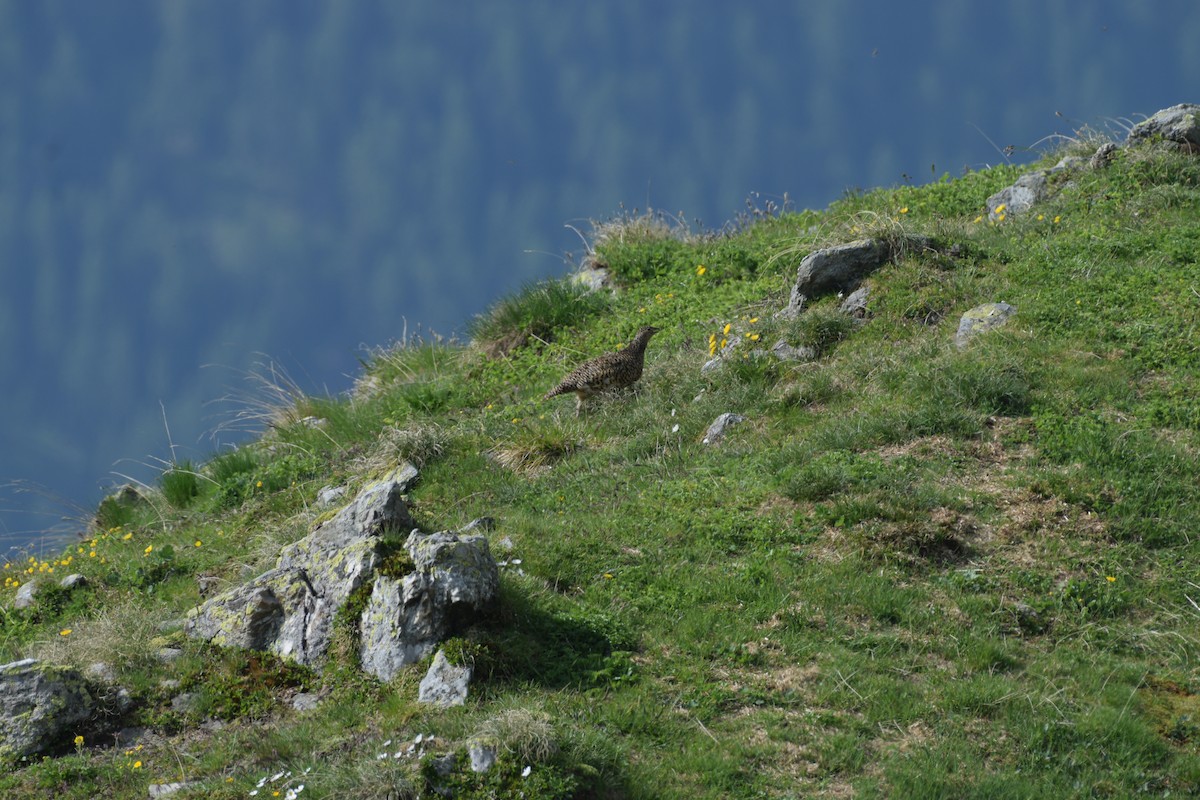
144 545 153 555
133 760 142 769
195 540 202 548
1106 575 1116 583
256 481 263 488
603 573 614 579
748 333 760 341
973 215 983 224
996 213 1006 222
89 551 96 558
695 264 706 276
74 735 84 747
720 338 728 349
995 203 1007 213
723 323 731 335
749 317 759 324
1036 214 1044 221
122 532 133 541
899 206 909 214
1053 215 1061 224
59 629 72 637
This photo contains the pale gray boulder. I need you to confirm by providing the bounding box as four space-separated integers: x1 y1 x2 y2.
987 172 1048 221
701 413 747 446
12 581 38 610
1127 103 1200 150
186 468 416 668
783 239 888 316
359 529 499 682
417 650 472 707
0 659 98 760
955 302 1017 348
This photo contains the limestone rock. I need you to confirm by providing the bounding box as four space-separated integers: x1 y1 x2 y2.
148 782 202 799
838 285 870 318
417 649 472 707
291 692 321 712
316 485 347 509
13 581 38 610
955 302 1017 348
359 529 499 682
987 172 1047 221
1089 142 1119 169
701 413 747 446
59 573 88 591
771 341 818 363
186 469 416 668
783 238 888 315
0 659 98 760
468 738 498 773
1127 103 1200 151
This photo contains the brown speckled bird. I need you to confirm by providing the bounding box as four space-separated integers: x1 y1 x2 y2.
544 325 660 415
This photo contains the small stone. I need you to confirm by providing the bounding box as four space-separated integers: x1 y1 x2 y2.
987 172 1047 220
13 581 39 610
1089 142 1119 169
170 692 199 713
58 573 88 590
156 648 183 664
771 341 817 363
291 692 320 712
838 285 870 318
418 650 472 708
316 485 347 509
148 781 201 798
468 739 498 773
702 413 747 446
85 663 117 684
429 752 458 777
461 516 495 533
955 302 1017 348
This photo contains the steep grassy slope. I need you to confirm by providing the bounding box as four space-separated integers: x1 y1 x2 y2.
3 136 1200 799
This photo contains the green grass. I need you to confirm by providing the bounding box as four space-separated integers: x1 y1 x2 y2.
3 136 1200 798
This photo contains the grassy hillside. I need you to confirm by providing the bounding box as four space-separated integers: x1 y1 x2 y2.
3 131 1200 799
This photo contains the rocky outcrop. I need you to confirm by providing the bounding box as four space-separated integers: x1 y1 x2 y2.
0 659 98 761
185 469 416 667
1127 103 1200 151
185 468 499 684
359 530 499 682
955 302 1017 348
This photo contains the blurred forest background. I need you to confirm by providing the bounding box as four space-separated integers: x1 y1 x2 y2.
3 0 1199 553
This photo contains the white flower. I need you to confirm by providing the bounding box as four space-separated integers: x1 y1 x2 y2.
382 739 392 747
522 765 532 778
671 424 680 433
249 792 258 798
271 771 285 782
256 777 267 788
